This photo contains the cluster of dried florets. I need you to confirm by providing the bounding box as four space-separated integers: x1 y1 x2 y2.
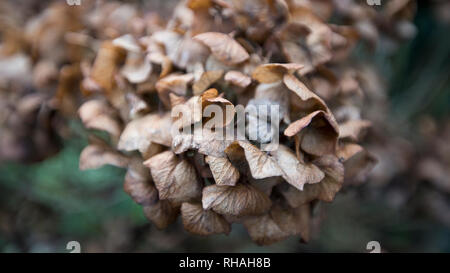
0 0 417 245
0 2 84 162
72 0 396 245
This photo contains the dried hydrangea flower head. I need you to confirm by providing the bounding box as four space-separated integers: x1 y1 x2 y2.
72 0 419 245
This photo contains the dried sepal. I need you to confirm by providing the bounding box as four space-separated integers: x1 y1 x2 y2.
193 70 224 95
338 144 377 185
143 200 180 229
225 141 284 179
118 112 172 153
78 99 122 140
224 70 252 88
121 53 152 84
144 151 202 203
338 119 372 141
155 73 194 107
172 126 234 157
193 32 250 65
283 74 329 113
124 158 158 206
181 202 231 235
205 155 240 186
284 110 339 156
243 213 289 245
202 183 272 216
90 41 126 92
79 142 129 171
252 63 303 83
269 144 324 190
279 155 344 207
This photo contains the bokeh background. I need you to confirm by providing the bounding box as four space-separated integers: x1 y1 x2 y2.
0 0 449 252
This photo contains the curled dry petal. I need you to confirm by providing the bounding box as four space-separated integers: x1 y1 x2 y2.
249 176 282 196
338 119 372 141
79 143 129 170
124 158 158 206
172 126 234 157
112 34 142 53
121 53 152 84
126 92 150 119
284 110 339 156
147 52 172 78
254 81 290 122
252 63 303 83
269 144 324 190
244 203 310 245
90 41 126 92
336 143 364 161
118 112 172 153
205 155 240 186
143 200 180 229
270 203 311 243
78 100 122 140
224 70 252 88
225 141 284 179
279 155 344 207
144 151 202 203
172 88 234 130
181 202 231 235
193 32 250 65
339 145 377 185
169 37 209 69
283 74 329 113
193 70 224 95
155 73 194 107
243 213 289 245
203 95 236 128
202 183 272 216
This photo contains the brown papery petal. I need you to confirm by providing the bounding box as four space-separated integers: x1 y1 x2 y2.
252 63 303 83
118 112 172 153
193 70 224 95
78 100 122 140
269 144 324 190
147 52 172 78
181 202 231 235
338 120 372 141
205 155 240 186
224 70 252 88
279 154 344 207
155 73 194 107
144 151 202 203
172 126 234 157
336 142 364 161
228 141 284 180
283 74 329 113
79 143 129 171
243 213 289 245
90 41 126 92
284 110 339 156
121 53 152 84
204 96 236 128
254 81 290 122
341 147 377 185
270 203 311 243
202 183 272 216
193 32 250 65
124 158 158 206
112 34 142 53
143 200 179 229
249 176 282 196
